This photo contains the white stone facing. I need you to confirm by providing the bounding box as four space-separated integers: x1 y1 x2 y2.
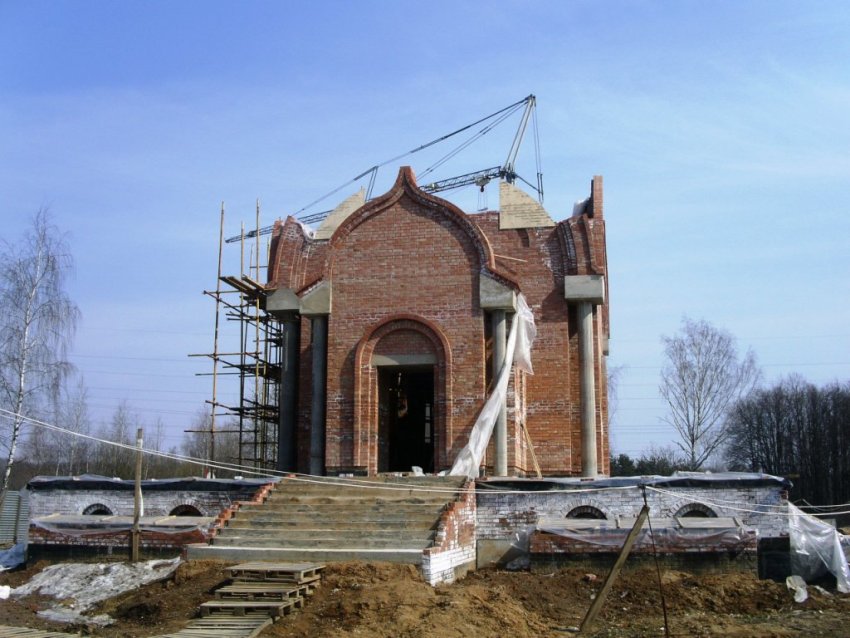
314 189 366 240
476 484 788 542
498 182 555 230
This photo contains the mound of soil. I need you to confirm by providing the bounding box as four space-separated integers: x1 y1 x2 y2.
266 563 849 638
1 560 848 637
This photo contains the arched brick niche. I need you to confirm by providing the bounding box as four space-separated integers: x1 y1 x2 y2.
82 503 114 516
353 315 452 474
566 504 607 520
169 503 204 517
674 503 718 518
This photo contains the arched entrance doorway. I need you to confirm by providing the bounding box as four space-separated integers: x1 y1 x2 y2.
378 365 435 473
353 315 452 475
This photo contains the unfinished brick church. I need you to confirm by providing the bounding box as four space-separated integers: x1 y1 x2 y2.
264 167 609 478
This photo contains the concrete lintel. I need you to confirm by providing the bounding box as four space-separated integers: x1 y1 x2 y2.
479 273 517 310
564 274 605 304
266 287 300 316
372 353 437 366
300 281 332 316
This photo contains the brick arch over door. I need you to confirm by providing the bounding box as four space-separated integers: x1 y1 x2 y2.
353 315 452 474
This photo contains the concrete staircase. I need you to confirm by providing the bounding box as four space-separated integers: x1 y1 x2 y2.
187 475 467 564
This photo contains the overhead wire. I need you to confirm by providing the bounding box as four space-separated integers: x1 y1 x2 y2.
5 407 849 511
0 407 642 496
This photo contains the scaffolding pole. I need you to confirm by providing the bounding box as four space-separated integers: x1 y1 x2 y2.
193 203 284 474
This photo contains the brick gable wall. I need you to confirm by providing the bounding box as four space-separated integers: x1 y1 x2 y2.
268 169 609 476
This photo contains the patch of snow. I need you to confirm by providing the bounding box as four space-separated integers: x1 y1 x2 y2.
12 557 180 625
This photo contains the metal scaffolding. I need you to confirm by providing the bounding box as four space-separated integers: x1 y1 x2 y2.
193 202 282 473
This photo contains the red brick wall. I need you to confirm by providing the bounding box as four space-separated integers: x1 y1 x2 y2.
269 168 609 476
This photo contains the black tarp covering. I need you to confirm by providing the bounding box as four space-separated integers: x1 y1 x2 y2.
27 474 274 492
475 471 792 491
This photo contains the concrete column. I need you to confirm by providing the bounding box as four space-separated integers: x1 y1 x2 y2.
309 315 328 475
492 309 508 476
578 302 598 477
277 315 300 472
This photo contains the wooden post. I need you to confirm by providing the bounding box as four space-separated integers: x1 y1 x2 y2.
131 427 143 562
579 504 650 633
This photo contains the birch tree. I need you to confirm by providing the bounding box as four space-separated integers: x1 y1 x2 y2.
0 210 79 504
659 317 759 470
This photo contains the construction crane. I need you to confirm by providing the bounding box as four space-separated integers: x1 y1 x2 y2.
422 93 541 198
225 94 542 243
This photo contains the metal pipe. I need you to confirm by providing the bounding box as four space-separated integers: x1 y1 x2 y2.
309 316 328 475
578 302 598 477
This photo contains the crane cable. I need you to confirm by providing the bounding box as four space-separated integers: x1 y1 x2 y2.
293 95 534 217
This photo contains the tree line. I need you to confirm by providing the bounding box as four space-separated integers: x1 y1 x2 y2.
612 317 850 506
726 376 850 504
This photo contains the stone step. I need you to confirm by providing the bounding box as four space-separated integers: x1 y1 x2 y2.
265 494 453 505
275 476 466 488
215 528 435 542
187 543 425 564
212 535 433 550
232 512 440 526
225 518 437 530
239 502 445 515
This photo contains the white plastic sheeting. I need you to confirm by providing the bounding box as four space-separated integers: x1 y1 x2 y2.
450 294 536 478
30 516 213 537
0 542 26 571
788 502 850 593
535 523 754 551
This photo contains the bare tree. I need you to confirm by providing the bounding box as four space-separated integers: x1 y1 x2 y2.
57 375 92 476
607 364 625 426
93 401 138 478
181 408 242 477
0 210 79 504
660 317 759 470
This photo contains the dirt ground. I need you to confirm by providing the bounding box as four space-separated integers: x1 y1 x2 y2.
1 560 849 637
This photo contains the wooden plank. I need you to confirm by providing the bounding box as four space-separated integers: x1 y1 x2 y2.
151 615 271 638
0 628 80 638
579 504 650 634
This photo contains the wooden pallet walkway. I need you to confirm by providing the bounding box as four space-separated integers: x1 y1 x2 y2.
154 611 272 638
151 562 324 638
228 561 324 583
0 627 80 638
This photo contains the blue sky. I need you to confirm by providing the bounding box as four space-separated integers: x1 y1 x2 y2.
2 1 848 458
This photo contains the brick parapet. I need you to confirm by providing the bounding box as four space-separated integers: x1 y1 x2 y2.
28 484 271 519
476 484 789 542
421 479 477 585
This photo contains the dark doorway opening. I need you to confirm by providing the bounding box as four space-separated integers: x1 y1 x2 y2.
378 366 435 473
